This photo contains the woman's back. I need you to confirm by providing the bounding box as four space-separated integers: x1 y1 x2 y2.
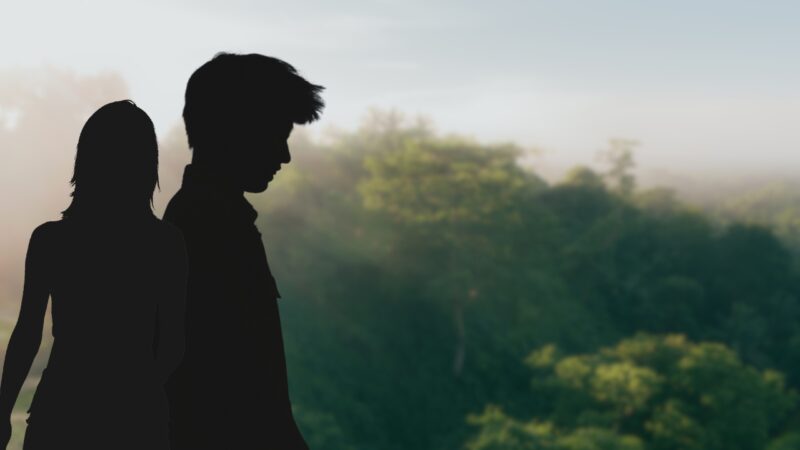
47 216 168 364
28 215 185 438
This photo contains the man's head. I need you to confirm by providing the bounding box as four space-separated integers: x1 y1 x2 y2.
183 52 324 192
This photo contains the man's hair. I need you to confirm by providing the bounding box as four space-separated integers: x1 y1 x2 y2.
183 52 325 150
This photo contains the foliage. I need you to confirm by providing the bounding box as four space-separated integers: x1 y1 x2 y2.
244 112 800 449
465 405 644 450
508 334 796 450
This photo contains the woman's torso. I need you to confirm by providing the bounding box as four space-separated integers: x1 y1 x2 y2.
30 215 177 424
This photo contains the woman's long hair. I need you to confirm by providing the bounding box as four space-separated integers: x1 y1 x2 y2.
62 100 159 218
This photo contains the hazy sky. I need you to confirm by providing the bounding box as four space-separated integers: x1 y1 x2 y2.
1 0 798 173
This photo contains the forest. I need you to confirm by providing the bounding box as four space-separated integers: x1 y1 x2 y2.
252 111 800 450
2 107 800 449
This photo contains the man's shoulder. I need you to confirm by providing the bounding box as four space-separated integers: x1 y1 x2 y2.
163 189 187 222
163 189 204 226
163 188 231 240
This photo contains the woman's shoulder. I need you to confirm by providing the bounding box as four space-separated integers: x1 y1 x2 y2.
25 220 70 258
30 220 65 241
33 219 63 231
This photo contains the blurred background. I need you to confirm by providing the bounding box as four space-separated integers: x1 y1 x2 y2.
1 1 800 449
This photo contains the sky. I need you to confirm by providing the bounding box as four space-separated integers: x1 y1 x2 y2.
0 0 798 175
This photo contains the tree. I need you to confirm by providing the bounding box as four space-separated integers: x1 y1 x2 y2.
597 139 638 197
465 405 644 450
358 116 545 376
480 334 799 450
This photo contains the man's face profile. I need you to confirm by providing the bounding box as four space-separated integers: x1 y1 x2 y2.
228 109 294 193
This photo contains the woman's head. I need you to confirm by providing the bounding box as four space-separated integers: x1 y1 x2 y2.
62 100 159 218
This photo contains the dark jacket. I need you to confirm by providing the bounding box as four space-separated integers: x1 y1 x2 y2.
164 164 306 450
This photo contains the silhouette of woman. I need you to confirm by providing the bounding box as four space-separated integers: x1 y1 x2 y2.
0 100 187 450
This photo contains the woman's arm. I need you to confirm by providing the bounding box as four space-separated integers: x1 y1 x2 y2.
154 227 187 385
0 226 50 427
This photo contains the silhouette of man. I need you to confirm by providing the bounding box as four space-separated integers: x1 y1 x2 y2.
163 53 323 450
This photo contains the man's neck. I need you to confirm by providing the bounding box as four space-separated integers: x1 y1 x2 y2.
186 161 244 196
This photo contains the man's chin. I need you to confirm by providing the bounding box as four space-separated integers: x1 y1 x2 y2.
244 178 271 193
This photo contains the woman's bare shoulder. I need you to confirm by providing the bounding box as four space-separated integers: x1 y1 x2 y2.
30 220 65 241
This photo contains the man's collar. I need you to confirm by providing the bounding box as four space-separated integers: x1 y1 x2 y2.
181 164 258 224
